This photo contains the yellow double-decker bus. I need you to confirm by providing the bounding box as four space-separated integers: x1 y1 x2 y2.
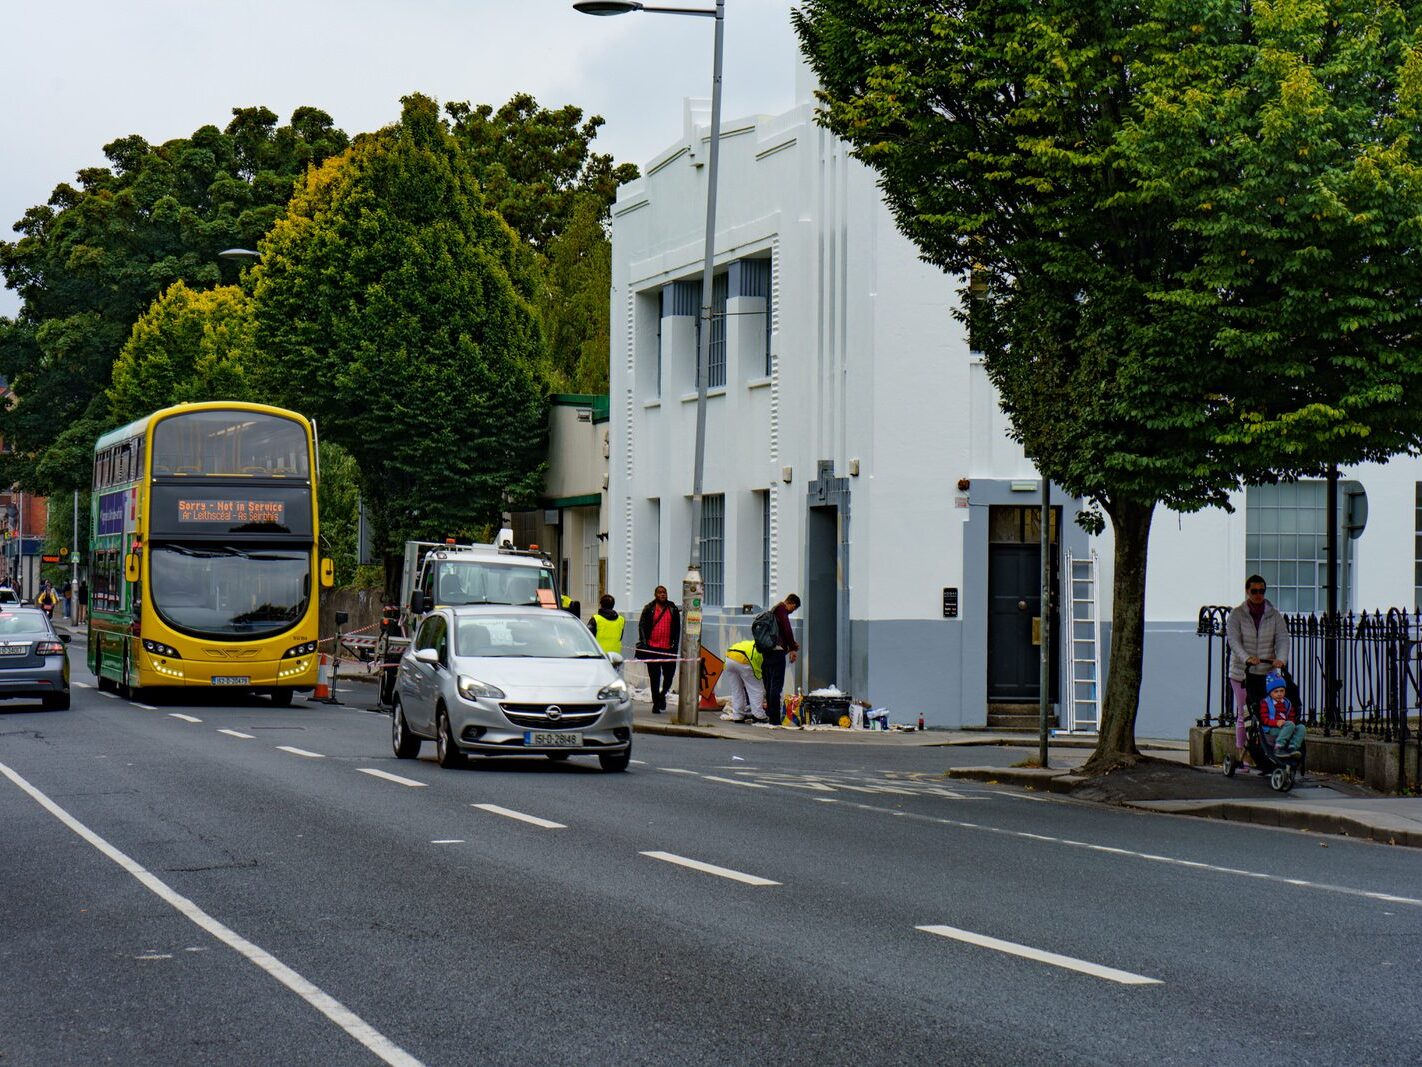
88 402 332 702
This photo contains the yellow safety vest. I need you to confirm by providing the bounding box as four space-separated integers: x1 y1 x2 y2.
726 640 763 679
591 613 626 655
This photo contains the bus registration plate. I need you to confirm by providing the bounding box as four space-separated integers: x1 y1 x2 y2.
526 731 581 748
211 676 250 685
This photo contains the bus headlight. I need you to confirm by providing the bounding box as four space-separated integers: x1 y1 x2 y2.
457 675 505 701
283 641 318 658
142 639 182 659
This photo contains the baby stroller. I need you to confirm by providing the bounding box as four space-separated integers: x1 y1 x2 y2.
1222 710 1304 792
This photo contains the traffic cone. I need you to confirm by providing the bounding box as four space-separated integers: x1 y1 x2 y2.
312 653 331 700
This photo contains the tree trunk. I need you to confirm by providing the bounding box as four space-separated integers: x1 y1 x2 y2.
1084 497 1156 774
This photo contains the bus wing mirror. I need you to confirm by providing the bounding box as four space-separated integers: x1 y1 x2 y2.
124 553 140 583
320 558 334 588
410 592 426 615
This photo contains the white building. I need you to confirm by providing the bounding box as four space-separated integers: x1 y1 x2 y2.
607 69 1422 739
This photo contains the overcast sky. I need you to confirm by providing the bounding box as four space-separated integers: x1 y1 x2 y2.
0 0 805 317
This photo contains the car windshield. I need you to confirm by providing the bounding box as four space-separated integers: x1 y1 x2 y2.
0 612 48 635
455 614 605 659
435 561 557 607
150 544 310 638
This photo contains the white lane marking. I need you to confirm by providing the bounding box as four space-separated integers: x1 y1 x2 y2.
132 702 158 711
640 851 780 886
218 729 255 740
169 713 202 724
702 775 768 789
831 798 1422 909
659 768 698 775
472 803 566 829
0 761 424 1067
917 925 1161 986
999 792 1053 804
356 768 426 788
630 759 648 765
431 840 464 845
276 746 325 759
74 681 93 689
99 691 118 700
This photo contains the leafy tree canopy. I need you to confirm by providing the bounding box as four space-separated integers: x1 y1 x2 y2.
251 94 549 582
107 281 257 425
795 1 1422 767
0 107 347 492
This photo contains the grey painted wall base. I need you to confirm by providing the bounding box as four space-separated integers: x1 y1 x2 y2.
1096 621 1201 741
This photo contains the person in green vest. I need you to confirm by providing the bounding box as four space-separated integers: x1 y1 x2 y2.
588 594 625 657
718 638 767 723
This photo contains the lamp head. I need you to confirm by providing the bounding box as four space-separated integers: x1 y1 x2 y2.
218 248 261 263
573 1 644 13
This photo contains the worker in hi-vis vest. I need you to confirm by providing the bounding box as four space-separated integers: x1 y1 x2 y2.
718 638 767 723
588 594 626 656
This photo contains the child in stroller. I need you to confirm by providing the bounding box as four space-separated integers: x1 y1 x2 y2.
1223 671 1304 791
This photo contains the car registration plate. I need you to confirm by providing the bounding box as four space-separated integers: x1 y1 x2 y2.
0 643 29 656
526 731 582 748
211 676 250 685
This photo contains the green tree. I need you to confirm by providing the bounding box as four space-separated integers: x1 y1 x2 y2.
448 93 637 393
107 281 257 425
795 2 1422 770
0 107 346 493
317 440 362 588
252 94 549 589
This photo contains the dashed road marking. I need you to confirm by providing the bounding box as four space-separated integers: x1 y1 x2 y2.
431 839 464 845
640 851 780 886
659 768 697 775
0 761 424 1067
356 768 426 788
132 702 158 711
169 714 202 724
472 803 566 830
74 681 93 689
217 729 255 740
702 775 768 789
98 692 118 700
917 925 1162 986
276 746 324 759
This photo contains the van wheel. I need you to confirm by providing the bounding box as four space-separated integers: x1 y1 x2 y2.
392 697 421 759
436 707 463 768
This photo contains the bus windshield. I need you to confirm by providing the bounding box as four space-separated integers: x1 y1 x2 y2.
152 410 310 478
150 544 311 638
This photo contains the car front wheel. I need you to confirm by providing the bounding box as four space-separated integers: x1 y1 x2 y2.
391 697 421 759
435 707 463 768
599 744 631 773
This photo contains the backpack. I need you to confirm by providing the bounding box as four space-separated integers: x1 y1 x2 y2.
751 609 779 653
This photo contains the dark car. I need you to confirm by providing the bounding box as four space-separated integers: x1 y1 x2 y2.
0 608 71 710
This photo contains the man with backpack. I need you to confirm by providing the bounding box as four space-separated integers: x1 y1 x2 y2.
754 594 800 726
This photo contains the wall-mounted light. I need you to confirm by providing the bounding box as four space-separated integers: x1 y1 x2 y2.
848 458 860 477
781 466 793 484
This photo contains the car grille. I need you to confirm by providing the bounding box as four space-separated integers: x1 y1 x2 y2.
500 703 603 729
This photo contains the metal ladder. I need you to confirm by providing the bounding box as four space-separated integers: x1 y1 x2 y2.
1065 549 1101 733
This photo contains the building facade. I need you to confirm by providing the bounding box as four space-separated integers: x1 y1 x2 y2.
607 72 1422 739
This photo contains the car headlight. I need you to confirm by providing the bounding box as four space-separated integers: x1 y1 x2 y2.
597 678 629 701
283 641 318 658
457 675 505 701
143 639 182 659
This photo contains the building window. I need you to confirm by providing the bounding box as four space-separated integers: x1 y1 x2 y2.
707 272 728 388
765 266 773 376
701 493 724 606
761 490 771 607
1246 482 1327 612
1415 484 1422 610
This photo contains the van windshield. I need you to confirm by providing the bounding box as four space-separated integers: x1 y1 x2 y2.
433 561 556 607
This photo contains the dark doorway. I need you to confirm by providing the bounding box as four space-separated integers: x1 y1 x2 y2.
806 504 838 691
987 505 1059 703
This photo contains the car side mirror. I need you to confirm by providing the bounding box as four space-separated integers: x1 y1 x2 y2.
410 592 426 615
608 652 623 668
59 633 71 644
414 647 440 666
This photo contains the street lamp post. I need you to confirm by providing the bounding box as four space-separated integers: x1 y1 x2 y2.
576 0 726 726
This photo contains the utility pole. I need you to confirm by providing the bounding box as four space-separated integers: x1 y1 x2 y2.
1038 479 1051 769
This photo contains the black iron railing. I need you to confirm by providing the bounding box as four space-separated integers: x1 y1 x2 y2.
1196 605 1418 744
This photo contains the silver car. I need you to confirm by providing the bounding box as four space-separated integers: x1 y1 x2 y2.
391 606 633 772
0 607 71 709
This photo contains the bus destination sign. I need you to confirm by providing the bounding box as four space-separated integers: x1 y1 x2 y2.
177 499 287 525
